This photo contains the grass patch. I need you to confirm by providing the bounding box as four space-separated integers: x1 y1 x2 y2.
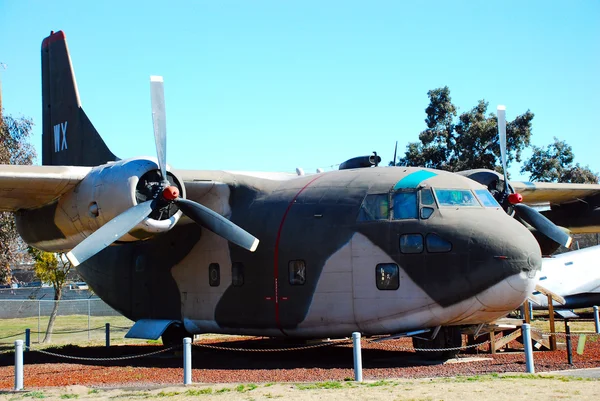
157 391 181 397
216 388 231 393
88 389 99 394
23 392 46 399
109 392 150 399
297 381 343 390
0 314 146 349
184 388 213 395
365 380 392 387
60 395 78 399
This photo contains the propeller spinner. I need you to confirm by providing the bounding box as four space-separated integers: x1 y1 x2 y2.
66 77 260 267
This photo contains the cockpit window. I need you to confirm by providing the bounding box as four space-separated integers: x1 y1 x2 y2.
434 189 480 207
392 191 418 219
357 194 389 221
419 188 436 219
475 189 501 208
420 188 435 206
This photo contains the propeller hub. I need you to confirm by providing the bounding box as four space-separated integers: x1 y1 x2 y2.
508 193 523 205
162 186 180 201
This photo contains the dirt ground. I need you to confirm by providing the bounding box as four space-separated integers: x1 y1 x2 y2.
1 374 599 400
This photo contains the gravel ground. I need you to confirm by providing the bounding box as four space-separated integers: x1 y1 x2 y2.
0 335 599 389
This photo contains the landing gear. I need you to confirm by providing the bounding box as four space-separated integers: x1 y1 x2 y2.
161 323 191 347
412 326 463 360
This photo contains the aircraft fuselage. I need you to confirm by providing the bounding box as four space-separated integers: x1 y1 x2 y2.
16 164 541 338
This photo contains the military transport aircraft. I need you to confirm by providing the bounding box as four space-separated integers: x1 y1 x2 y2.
1 31 600 358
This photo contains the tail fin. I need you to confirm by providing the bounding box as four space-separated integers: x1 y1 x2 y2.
41 31 117 166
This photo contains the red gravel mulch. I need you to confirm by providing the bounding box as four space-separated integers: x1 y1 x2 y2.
1 336 599 389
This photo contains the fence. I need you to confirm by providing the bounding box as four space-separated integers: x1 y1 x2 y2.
0 299 134 345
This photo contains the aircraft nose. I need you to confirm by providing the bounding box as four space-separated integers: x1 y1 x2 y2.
469 211 542 310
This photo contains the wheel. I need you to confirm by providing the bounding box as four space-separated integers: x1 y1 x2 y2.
412 326 463 360
161 323 191 347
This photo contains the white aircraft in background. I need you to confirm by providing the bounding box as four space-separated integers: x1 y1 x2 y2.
531 245 600 311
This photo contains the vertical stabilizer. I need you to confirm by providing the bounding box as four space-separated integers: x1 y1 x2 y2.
41 31 117 166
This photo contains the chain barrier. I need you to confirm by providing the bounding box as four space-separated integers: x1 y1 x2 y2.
365 335 499 352
25 344 181 362
192 338 351 352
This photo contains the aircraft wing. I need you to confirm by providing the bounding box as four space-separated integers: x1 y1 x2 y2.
511 181 600 206
0 165 90 212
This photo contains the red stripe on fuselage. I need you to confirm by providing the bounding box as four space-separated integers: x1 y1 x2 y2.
273 175 323 335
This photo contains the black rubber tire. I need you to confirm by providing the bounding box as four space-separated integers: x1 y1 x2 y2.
412 326 463 360
161 324 191 347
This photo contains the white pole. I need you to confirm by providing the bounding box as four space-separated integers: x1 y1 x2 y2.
37 301 40 343
352 332 363 382
183 337 192 385
14 340 23 391
594 306 599 334
522 323 535 373
87 299 91 341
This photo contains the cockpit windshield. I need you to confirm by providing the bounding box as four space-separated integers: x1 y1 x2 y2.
433 189 480 207
474 189 501 208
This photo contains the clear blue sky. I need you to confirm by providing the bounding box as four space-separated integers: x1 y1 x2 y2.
1 1 599 179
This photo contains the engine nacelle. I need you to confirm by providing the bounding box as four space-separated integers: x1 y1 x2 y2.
20 157 185 252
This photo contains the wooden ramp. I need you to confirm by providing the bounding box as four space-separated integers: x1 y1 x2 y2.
465 317 554 354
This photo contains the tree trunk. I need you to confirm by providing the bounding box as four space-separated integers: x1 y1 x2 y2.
42 286 62 344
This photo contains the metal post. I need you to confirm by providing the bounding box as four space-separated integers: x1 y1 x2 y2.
37 301 40 343
594 306 600 334
522 323 535 373
105 323 110 348
87 299 91 341
352 332 363 382
14 340 23 391
183 337 192 385
25 329 30 352
565 320 573 365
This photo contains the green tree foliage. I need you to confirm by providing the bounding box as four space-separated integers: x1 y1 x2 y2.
393 86 534 173
27 247 72 343
0 112 36 284
520 137 599 184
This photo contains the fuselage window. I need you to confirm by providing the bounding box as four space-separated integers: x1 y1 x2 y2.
209 263 220 287
376 263 400 290
474 189 501 208
357 194 389 221
392 191 418 219
426 233 452 253
400 233 424 254
232 262 244 287
289 260 306 285
434 189 480 207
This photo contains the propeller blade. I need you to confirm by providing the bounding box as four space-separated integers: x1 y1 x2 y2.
150 76 167 180
514 203 572 248
175 198 259 252
66 200 155 267
497 105 508 193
